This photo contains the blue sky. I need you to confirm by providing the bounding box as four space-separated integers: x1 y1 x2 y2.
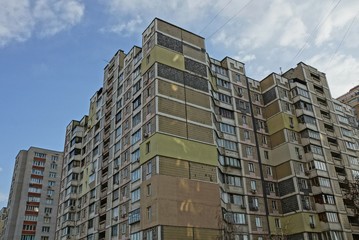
0 0 358 207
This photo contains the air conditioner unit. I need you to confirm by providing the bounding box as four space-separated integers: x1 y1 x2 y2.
121 213 127 218
70 206 74 210
143 132 149 138
113 216 119 221
114 180 119 185
114 165 119 170
298 155 302 159
251 189 257 194
310 223 315 228
305 170 310 175
290 123 294 128
240 204 246 209
78 204 81 208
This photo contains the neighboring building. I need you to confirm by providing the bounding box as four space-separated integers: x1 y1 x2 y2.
55 18 359 240
0 207 7 240
2 147 63 240
337 85 359 122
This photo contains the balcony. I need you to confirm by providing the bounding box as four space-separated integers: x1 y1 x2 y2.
315 203 337 213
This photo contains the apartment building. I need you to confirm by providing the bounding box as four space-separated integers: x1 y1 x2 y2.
338 85 359 121
2 147 63 240
55 18 359 240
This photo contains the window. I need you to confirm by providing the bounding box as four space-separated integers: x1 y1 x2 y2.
128 208 140 224
244 130 250 140
114 140 122 153
349 156 359 166
33 160 45 167
130 232 141 240
311 161 327 171
211 64 228 76
255 217 262 227
326 212 339 222
220 123 236 134
315 177 331 188
132 112 141 127
147 161 152 175
250 180 256 190
275 218 281 228
112 206 119 219
341 127 353 137
131 188 141 203
268 183 275 192
132 130 141 144
133 96 141 110
264 151 269 160
218 93 232 104
30 178 43 184
147 206 152 221
131 149 140 163
115 126 122 138
116 98 123 110
44 208 52 214
219 107 234 119
220 172 242 187
131 168 141 182
49 172 56 178
50 163 57 169
338 115 349 124
217 78 230 88
111 225 118 237
272 201 277 210
146 142 150 153
42 226 50 232
217 138 238 151
233 213 246 224
304 145 323 156
245 146 253 156
298 115 316 125
248 163 254 172
115 111 122 123
229 194 243 205
242 115 247 125
147 184 152 196
35 152 46 158
346 141 357 150
47 189 54 196
218 155 241 168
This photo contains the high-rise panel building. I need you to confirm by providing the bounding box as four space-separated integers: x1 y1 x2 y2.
55 18 359 240
2 147 63 240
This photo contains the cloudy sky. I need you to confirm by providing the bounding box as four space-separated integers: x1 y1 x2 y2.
0 0 358 207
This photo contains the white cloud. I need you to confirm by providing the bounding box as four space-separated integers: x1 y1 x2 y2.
315 0 359 46
234 53 256 63
0 0 84 46
102 15 143 35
